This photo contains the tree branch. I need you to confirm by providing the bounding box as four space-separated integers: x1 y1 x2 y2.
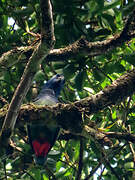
0 0 55 154
46 7 135 61
0 8 135 75
0 69 135 144
40 0 55 45
0 66 135 153
74 69 135 114
0 46 33 76
84 162 102 180
99 146 121 180
105 131 135 143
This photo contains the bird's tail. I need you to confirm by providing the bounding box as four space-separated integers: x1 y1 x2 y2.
27 124 60 166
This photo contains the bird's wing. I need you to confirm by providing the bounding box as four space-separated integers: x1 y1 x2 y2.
33 94 58 105
33 88 58 105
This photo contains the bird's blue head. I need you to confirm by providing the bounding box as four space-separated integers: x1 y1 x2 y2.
40 74 65 97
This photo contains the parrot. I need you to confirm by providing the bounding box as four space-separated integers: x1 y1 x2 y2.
27 74 65 165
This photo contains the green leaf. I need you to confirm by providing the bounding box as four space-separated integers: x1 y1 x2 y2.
53 62 66 70
93 69 105 82
123 54 135 66
63 64 77 79
43 174 48 180
104 0 120 11
47 158 57 171
56 161 63 171
13 7 34 16
55 168 70 178
112 110 116 119
49 150 60 155
122 2 135 16
90 141 101 158
34 169 42 180
124 162 134 170
96 28 111 36
103 62 125 74
74 70 87 91
34 70 45 82
114 62 125 73
0 16 4 28
4 71 11 83
101 13 116 32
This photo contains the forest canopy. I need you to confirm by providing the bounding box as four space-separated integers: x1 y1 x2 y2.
0 0 135 179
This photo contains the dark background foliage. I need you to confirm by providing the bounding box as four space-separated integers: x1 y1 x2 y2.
0 0 135 179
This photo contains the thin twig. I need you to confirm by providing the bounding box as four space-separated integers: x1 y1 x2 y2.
84 143 127 180
99 143 121 180
59 159 76 171
23 170 36 180
45 166 57 180
128 125 135 179
84 162 102 180
76 138 84 180
99 166 105 180
3 159 7 180
90 59 113 83
0 96 8 105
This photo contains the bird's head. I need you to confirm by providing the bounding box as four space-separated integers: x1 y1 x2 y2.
41 74 65 97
